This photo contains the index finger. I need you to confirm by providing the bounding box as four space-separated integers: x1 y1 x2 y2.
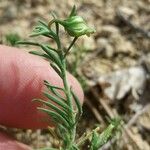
0 45 84 129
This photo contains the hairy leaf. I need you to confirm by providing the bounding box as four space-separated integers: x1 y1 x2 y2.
29 51 50 59
43 91 71 113
50 63 62 78
69 5 77 17
44 80 66 102
38 108 70 128
71 89 82 117
33 99 69 123
41 45 62 69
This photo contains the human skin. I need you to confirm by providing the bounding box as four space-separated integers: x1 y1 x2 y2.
0 131 31 150
0 45 84 149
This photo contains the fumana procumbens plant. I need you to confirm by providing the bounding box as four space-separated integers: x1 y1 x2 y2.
18 6 121 150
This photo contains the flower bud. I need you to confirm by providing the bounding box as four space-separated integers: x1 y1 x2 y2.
57 16 95 37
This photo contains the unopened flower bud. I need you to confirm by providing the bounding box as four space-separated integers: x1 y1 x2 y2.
56 16 95 37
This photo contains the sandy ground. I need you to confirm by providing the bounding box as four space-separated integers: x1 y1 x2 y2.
0 0 150 149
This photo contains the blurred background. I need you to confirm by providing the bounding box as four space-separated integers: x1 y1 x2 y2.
0 0 150 149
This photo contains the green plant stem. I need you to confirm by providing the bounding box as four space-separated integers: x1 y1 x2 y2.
49 31 76 149
54 34 61 50
62 61 72 111
55 22 59 36
61 59 76 149
64 37 78 58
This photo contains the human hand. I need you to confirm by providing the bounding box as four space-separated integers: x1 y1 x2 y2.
0 45 84 149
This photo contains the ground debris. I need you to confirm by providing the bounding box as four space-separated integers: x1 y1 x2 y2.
0 0 150 149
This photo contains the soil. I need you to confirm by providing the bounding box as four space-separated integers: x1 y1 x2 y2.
0 0 150 149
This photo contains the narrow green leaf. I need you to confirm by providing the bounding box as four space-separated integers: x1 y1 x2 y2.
29 51 50 59
17 42 59 63
57 124 69 139
33 99 69 123
47 45 58 53
69 5 77 17
43 91 72 113
17 41 41 46
42 34 53 39
41 45 62 69
44 80 64 91
71 89 82 116
38 20 48 27
90 131 99 150
50 13 59 35
44 80 66 102
50 63 62 78
30 31 50 37
57 124 68 134
30 23 50 37
38 107 70 128
55 22 59 35
50 88 66 103
32 20 55 39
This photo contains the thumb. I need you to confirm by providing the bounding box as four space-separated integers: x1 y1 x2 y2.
0 45 84 129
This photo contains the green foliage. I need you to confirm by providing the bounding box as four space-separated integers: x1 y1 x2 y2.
48 6 95 38
90 118 121 150
18 5 121 150
5 33 20 46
